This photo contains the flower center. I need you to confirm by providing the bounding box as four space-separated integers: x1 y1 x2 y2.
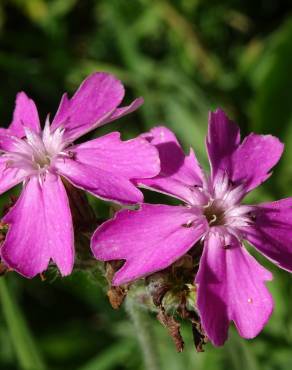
2 119 69 178
203 199 226 226
33 152 51 169
186 173 254 238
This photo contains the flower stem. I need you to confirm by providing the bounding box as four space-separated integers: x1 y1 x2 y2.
125 296 160 370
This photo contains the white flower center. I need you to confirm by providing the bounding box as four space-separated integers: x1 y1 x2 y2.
185 171 254 239
2 118 69 178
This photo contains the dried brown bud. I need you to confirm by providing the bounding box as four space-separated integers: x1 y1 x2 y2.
105 261 128 309
157 308 184 352
107 286 127 310
145 246 209 353
192 321 208 352
0 261 10 276
146 272 171 306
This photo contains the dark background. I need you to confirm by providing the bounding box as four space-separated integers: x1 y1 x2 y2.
1 1 292 369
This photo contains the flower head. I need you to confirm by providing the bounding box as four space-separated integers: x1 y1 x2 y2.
0 72 160 278
91 109 292 346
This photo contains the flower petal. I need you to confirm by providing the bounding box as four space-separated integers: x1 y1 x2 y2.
0 158 26 194
206 109 240 179
71 131 160 179
55 158 144 204
229 133 284 192
244 198 292 272
9 92 41 137
51 73 141 141
92 204 208 285
0 131 18 151
196 232 273 346
206 109 283 192
101 97 144 124
1 173 74 277
136 127 204 203
51 72 123 140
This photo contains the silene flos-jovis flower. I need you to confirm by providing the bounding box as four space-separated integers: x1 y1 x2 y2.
0 72 160 278
92 109 292 346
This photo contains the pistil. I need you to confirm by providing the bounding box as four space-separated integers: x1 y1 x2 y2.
203 199 226 227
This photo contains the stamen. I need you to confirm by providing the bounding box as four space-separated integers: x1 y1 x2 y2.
247 211 257 221
182 220 194 228
63 150 75 159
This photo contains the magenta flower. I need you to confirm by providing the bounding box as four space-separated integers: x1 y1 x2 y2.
91 109 292 346
0 72 160 278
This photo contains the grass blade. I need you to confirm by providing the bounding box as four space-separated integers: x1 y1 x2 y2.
0 278 46 370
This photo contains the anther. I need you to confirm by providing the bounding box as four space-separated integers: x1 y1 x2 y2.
223 244 231 249
182 220 194 228
248 212 257 221
67 151 75 159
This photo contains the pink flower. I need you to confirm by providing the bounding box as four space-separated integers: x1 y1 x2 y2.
91 109 292 346
0 72 160 278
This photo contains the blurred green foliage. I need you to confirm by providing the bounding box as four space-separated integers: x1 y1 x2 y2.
1 0 292 369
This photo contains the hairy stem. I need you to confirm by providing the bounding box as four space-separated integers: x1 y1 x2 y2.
125 296 160 370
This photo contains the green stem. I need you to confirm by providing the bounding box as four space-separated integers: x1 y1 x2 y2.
125 296 160 370
0 278 46 370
